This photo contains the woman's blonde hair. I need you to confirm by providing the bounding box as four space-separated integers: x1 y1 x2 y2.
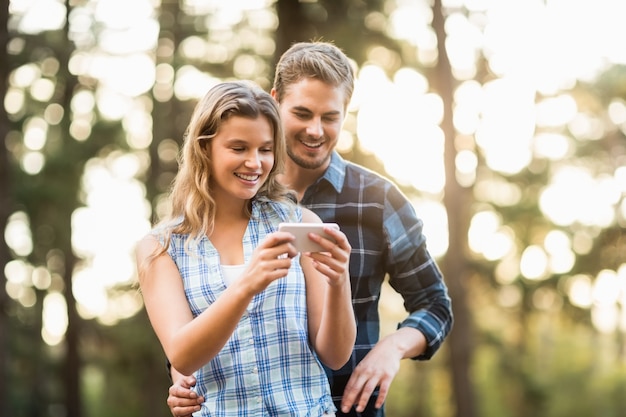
155 81 294 252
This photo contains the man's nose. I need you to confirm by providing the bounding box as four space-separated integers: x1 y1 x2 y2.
305 118 323 138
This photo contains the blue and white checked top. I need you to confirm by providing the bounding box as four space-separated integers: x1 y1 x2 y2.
162 198 336 417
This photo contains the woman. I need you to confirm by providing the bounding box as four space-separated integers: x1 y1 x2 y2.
136 81 355 416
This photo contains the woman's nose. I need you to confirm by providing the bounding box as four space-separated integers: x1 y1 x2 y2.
245 152 261 168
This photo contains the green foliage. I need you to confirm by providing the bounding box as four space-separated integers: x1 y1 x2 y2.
470 314 626 417
81 311 172 417
3 1 626 417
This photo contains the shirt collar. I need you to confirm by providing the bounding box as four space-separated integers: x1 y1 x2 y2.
316 151 346 194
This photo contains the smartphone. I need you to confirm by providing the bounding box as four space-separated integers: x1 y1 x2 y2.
278 222 340 253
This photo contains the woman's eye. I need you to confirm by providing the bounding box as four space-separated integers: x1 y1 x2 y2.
261 147 273 153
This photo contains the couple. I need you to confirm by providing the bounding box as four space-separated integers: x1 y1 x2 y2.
137 41 453 417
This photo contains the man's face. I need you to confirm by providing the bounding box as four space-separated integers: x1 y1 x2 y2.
275 78 346 171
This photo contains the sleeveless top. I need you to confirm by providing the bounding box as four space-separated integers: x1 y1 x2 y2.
157 198 335 417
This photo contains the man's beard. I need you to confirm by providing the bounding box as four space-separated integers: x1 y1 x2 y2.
286 144 330 170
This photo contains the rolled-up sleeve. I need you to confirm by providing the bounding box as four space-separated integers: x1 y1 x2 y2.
383 186 453 360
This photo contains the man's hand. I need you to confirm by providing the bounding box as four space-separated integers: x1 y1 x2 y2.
167 374 204 417
339 343 401 413
340 328 426 413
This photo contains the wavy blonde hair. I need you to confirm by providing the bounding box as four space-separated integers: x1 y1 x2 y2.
154 81 294 253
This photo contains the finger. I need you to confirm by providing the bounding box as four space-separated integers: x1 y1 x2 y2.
309 258 342 280
306 232 337 254
172 405 201 417
307 251 347 276
168 385 197 399
169 389 204 406
376 379 391 409
321 227 351 250
168 399 202 417
167 395 202 407
260 242 298 260
355 378 380 412
182 374 197 386
340 375 367 412
310 246 348 263
262 232 296 249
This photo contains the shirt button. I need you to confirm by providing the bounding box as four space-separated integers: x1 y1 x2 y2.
249 338 254 345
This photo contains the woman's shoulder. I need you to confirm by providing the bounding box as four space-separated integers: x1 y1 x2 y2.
300 207 321 223
253 197 302 223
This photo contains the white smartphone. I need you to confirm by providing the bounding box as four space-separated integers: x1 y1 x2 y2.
278 222 340 253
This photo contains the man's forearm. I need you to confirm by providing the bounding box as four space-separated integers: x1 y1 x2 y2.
378 326 426 359
170 366 186 384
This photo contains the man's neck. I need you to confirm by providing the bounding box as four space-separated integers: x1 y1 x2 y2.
279 158 327 202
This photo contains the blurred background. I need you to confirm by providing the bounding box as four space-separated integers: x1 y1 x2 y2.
2 0 626 416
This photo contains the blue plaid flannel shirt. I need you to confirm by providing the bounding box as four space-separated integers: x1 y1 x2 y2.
300 152 454 417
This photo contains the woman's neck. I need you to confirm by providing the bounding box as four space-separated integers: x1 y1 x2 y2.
210 199 250 265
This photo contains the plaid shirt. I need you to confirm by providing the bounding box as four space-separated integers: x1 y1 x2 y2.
300 152 453 417
162 200 336 416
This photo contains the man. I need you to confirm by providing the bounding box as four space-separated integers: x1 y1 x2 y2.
167 41 453 417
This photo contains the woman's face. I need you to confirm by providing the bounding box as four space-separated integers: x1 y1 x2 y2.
209 115 275 204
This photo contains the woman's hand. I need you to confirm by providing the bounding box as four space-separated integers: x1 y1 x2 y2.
239 232 298 294
303 225 351 286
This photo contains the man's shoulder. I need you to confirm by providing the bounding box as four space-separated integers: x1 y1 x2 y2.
343 159 392 185
342 159 406 200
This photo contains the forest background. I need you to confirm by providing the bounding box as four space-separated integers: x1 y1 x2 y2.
2 0 626 416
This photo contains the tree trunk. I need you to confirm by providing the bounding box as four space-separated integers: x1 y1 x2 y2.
431 1 478 416
60 2 82 415
274 0 312 62
139 1 190 415
0 2 11 415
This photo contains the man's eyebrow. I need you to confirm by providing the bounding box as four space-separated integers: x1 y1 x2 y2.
291 105 341 117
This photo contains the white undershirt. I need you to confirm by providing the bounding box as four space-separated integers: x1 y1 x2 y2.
221 264 246 287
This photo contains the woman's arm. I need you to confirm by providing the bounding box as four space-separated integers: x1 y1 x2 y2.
299 208 356 370
136 233 297 375
136 235 253 375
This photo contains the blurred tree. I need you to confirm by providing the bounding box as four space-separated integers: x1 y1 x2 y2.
431 1 476 417
58 4 81 416
275 0 397 65
7 0 85 413
0 2 11 416
148 0 185 217
4 1 626 416
3 0 162 415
